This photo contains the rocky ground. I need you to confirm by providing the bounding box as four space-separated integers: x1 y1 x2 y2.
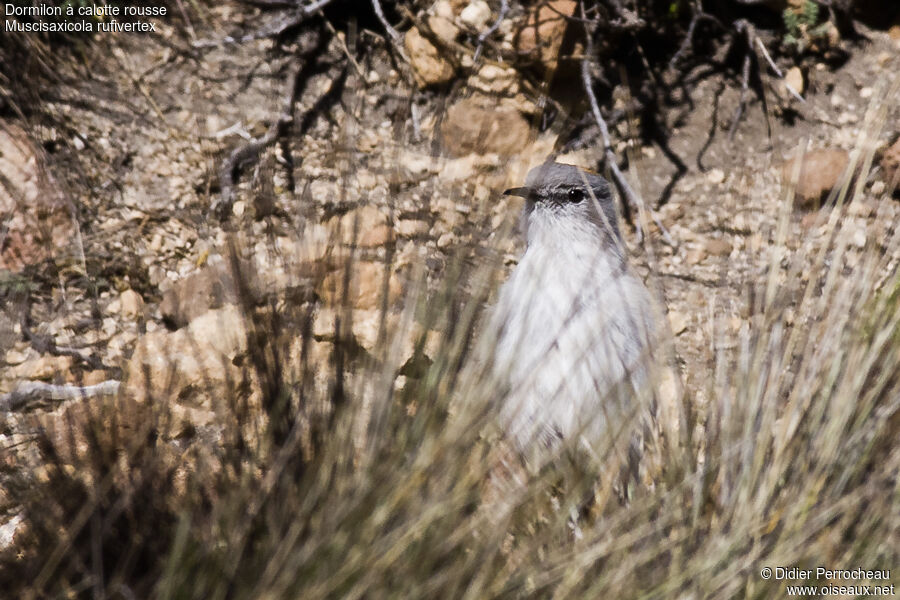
1 0 900 544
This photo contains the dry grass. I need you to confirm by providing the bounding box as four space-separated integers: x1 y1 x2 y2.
3 118 899 598
1 8 898 599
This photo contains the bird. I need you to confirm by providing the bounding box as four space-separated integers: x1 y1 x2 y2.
488 162 657 466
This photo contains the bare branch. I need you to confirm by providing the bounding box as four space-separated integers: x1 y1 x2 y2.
473 0 509 63
370 0 401 43
215 61 304 218
578 4 674 247
1 380 121 412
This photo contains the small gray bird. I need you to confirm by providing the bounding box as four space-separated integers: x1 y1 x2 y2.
490 162 656 462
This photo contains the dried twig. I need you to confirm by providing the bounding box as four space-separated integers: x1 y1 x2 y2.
0 380 121 412
370 0 401 43
21 317 103 370
756 37 805 103
215 61 304 219
579 6 674 247
473 0 509 63
669 8 723 68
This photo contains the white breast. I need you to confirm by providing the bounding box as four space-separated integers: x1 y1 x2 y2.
490 227 654 452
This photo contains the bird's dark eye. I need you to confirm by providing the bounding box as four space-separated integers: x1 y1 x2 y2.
567 188 584 202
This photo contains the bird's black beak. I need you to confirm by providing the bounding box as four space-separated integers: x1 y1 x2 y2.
503 187 531 198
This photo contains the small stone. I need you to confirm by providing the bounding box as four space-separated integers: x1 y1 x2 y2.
318 261 403 310
437 232 455 248
328 205 394 248
119 289 145 320
427 14 458 43
781 148 850 208
126 305 247 404
871 180 886 196
4 349 31 365
851 226 867 249
685 247 707 265
705 238 732 256
848 200 874 217
440 97 531 157
404 27 455 89
459 0 491 30
706 168 725 184
396 219 430 238
514 0 577 73
668 311 688 336
889 24 900 41
784 66 805 97
13 355 74 380
859 87 873 99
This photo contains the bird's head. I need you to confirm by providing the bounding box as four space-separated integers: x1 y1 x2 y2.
504 162 622 247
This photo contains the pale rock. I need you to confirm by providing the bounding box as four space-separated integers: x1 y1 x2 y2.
119 289 145 320
440 97 530 157
781 148 850 208
705 238 732 257
160 258 259 329
351 309 382 351
784 66 805 96
427 14 458 43
459 0 491 30
685 247 707 265
318 261 403 310
706 168 725 184
514 0 577 72
328 205 394 248
668 311 688 336
437 232 456 248
127 304 248 404
396 219 431 238
12 355 74 380
405 26 455 88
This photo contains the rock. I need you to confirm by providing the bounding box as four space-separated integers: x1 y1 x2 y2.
160 258 258 329
514 0 577 72
0 122 73 271
11 354 74 381
318 261 403 310
440 97 531 157
404 26 455 89
468 64 521 97
126 305 247 404
459 0 491 30
427 14 458 43
784 66 805 96
327 205 394 247
881 137 900 191
781 148 850 207
889 24 900 42
706 168 725 184
705 238 732 257
119 289 145 320
396 219 431 238
685 247 706 265
668 311 688 336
